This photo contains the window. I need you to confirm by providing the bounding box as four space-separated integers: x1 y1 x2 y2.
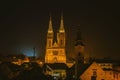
60 50 62 53
60 40 63 45
53 57 57 62
91 76 96 80
91 69 97 80
48 40 51 47
92 69 97 76
53 51 58 55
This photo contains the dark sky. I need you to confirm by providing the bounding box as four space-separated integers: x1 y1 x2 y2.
0 0 120 59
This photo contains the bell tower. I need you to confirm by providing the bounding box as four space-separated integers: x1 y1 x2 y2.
75 28 85 79
45 15 54 63
47 15 53 48
75 29 85 63
56 13 66 63
57 13 65 47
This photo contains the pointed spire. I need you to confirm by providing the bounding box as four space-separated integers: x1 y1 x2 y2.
75 26 85 46
48 14 53 33
59 13 65 33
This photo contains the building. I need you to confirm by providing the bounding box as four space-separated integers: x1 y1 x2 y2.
45 14 66 64
43 63 67 79
44 14 67 79
79 60 120 80
44 14 120 80
67 28 120 80
74 28 85 78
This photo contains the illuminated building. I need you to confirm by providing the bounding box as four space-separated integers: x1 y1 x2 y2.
45 14 66 64
44 14 67 79
68 29 120 80
79 61 120 80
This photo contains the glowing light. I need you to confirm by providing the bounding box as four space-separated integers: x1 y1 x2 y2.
20 48 35 57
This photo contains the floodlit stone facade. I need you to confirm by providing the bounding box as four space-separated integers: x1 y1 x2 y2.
45 14 66 64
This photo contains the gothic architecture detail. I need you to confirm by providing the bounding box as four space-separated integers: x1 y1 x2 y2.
45 14 66 64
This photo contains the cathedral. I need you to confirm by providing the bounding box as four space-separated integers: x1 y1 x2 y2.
45 14 66 64
44 14 120 80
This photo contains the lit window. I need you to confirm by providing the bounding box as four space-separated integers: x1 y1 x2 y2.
48 40 51 47
91 69 97 80
53 57 57 62
92 69 97 76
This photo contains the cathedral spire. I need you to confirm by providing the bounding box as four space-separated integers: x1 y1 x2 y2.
59 13 65 33
48 14 53 33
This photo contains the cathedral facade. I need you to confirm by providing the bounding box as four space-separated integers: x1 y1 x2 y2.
45 14 66 64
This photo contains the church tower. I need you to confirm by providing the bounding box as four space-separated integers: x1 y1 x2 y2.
57 13 65 47
75 29 85 64
46 15 53 48
74 28 85 78
45 14 66 64
45 15 54 63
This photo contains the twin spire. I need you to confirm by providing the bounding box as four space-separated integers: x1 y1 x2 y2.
59 13 65 33
48 13 65 33
48 15 53 33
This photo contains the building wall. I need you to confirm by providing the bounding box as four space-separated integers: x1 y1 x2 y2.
80 62 120 80
98 63 113 69
104 70 120 80
104 71 114 80
80 62 106 80
45 48 66 63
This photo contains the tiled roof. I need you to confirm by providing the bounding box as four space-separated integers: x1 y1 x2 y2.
68 63 92 76
95 59 120 64
78 64 92 76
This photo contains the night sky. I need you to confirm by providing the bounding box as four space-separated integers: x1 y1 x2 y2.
0 0 120 59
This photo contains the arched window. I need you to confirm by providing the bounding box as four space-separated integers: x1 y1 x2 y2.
53 57 58 62
48 40 51 47
53 51 58 55
60 40 63 45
